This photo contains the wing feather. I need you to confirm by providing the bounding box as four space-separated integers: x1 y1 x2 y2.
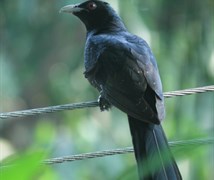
85 35 165 123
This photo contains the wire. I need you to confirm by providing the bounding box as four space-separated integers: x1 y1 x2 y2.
0 85 213 120
0 86 213 166
43 137 214 164
163 85 214 98
0 101 98 120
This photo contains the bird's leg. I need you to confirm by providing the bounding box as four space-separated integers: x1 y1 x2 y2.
98 91 111 111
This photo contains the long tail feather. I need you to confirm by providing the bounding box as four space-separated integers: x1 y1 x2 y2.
128 116 182 180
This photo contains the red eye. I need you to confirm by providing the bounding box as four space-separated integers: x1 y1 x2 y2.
87 2 97 10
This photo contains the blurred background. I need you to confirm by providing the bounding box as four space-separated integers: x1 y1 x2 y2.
0 0 213 179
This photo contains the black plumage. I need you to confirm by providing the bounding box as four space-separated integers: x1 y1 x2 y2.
60 1 182 179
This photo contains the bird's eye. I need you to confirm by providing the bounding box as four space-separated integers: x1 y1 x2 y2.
87 2 97 10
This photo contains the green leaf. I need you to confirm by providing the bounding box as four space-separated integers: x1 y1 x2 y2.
1 151 45 180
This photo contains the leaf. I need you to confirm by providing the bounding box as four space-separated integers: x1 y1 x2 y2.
1 151 45 180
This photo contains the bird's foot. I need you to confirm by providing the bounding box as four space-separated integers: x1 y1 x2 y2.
98 95 111 111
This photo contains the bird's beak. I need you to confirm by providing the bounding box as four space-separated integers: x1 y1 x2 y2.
59 4 83 14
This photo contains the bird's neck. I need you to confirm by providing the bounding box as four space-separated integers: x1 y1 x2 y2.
87 16 127 35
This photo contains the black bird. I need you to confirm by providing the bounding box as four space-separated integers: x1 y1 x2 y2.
60 1 182 179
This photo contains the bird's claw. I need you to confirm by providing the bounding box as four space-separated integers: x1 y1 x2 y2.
98 95 111 111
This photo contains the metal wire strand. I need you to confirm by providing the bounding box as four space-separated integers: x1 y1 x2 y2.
0 85 213 120
43 137 214 165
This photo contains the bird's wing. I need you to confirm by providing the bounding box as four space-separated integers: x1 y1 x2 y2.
86 36 165 123
129 45 165 122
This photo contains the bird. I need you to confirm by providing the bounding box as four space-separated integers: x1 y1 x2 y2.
60 1 182 179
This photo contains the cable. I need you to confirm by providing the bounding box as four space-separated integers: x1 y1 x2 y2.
43 137 214 164
0 85 213 120
0 101 98 120
163 85 214 98
0 86 213 166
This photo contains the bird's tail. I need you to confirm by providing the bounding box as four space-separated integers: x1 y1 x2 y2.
128 116 182 180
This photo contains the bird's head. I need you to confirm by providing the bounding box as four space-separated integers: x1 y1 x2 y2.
60 0 126 32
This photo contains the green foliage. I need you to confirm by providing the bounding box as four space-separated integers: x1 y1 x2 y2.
1 152 45 180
